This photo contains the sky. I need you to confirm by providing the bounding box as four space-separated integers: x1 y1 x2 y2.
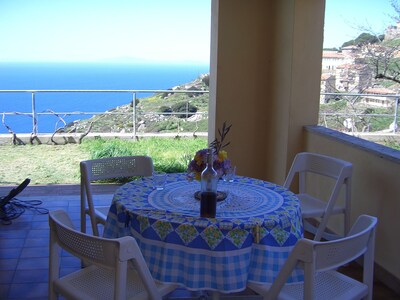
0 0 211 64
0 0 397 63
324 0 395 48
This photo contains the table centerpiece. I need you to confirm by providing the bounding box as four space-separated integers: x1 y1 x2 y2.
187 122 232 200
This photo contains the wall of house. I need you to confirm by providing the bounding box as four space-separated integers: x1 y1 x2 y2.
305 126 400 290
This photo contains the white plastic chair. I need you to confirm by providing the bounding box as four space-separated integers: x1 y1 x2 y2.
80 156 153 236
284 152 352 241
49 209 177 300
248 214 377 300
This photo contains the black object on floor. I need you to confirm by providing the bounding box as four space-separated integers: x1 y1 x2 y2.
0 178 48 225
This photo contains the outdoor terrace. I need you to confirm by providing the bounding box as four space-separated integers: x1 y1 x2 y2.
0 184 398 299
1 92 400 299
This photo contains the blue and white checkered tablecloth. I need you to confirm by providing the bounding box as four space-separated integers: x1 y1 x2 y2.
103 173 304 293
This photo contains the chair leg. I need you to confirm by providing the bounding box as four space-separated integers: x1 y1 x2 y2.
344 201 351 236
303 218 342 241
343 178 351 236
81 211 86 234
303 218 318 236
49 234 59 300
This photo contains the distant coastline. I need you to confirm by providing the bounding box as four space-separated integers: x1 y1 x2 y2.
0 62 209 134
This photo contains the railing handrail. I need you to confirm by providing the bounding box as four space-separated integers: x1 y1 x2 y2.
0 89 208 93
321 92 400 98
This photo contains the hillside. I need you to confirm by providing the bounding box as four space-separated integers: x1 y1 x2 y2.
64 74 210 134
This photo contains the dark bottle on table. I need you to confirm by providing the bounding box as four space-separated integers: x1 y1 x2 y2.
200 148 218 218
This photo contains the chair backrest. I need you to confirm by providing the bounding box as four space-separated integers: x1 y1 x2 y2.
267 215 377 300
284 152 352 194
81 156 154 182
284 152 353 240
80 156 153 235
49 209 161 299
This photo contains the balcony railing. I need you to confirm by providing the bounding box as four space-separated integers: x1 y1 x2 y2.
320 92 399 135
1 90 399 139
0 89 209 138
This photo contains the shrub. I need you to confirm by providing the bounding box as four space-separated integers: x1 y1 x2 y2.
201 74 210 86
171 101 197 118
159 105 173 115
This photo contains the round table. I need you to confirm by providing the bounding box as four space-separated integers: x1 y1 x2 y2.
103 173 304 293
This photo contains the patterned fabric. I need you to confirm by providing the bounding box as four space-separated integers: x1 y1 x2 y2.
103 173 304 292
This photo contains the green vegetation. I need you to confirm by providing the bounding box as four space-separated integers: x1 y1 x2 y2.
64 75 210 134
170 101 198 118
319 98 396 132
383 138 400 150
0 137 208 185
81 137 207 173
320 99 347 112
0 144 89 185
342 32 383 48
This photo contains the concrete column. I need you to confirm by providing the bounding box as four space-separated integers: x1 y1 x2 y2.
210 0 325 183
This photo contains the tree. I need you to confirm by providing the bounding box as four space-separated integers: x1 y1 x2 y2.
391 0 400 22
364 41 400 83
356 1 400 84
342 33 383 48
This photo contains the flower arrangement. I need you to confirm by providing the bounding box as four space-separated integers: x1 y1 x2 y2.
187 122 232 181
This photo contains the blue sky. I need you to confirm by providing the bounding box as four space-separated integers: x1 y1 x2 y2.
0 0 397 63
0 0 211 63
324 0 395 48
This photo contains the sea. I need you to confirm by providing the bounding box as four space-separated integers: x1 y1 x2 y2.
0 62 209 134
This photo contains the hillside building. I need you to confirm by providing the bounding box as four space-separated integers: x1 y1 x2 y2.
362 87 397 107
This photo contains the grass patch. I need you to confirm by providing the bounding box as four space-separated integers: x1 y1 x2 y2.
0 137 208 185
383 138 400 150
0 144 89 185
81 137 207 173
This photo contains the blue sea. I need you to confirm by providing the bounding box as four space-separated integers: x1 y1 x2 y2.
0 62 209 134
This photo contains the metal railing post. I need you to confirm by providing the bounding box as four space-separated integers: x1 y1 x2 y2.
394 96 399 134
31 92 38 134
132 92 137 139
